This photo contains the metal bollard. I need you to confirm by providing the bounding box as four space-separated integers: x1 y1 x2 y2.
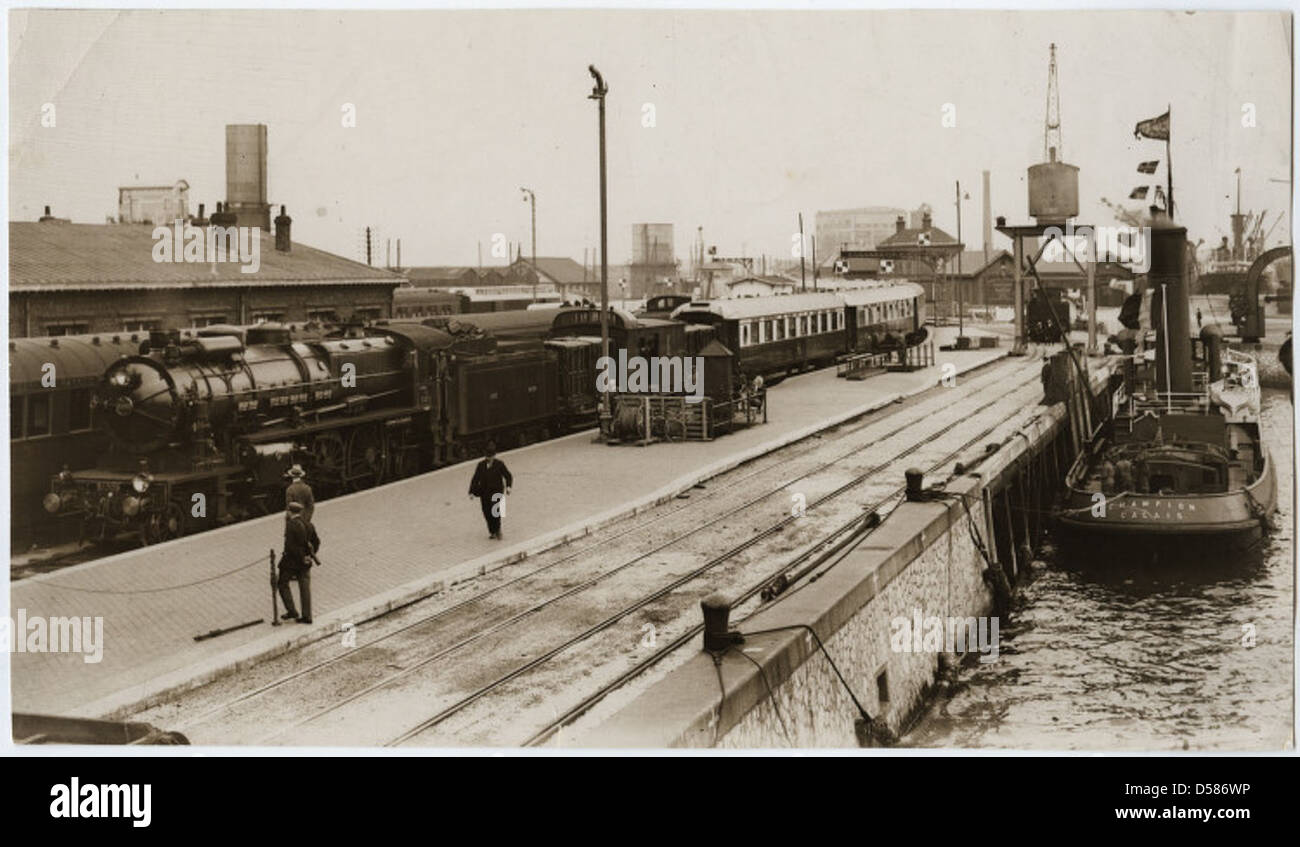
701 593 743 652
904 468 925 502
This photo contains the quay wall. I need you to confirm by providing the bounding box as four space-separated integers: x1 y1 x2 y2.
578 356 1114 748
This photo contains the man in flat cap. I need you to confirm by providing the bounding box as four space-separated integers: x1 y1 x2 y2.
277 500 321 624
284 463 314 525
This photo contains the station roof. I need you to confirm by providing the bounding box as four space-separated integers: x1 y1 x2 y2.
9 222 404 292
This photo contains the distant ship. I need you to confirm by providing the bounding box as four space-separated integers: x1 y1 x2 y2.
1056 221 1276 556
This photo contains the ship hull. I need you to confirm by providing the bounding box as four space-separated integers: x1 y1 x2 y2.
1056 446 1275 558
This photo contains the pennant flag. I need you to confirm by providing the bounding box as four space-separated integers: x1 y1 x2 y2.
1137 160 1160 174
1134 110 1170 140
1128 186 1149 200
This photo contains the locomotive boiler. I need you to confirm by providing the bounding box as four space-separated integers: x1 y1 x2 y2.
44 324 443 544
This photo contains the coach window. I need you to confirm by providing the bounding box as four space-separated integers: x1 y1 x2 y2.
69 388 93 431
26 393 51 438
10 396 24 439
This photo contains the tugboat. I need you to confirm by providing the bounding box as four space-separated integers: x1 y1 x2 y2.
1056 219 1276 556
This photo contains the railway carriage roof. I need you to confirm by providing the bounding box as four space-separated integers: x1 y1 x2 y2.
671 292 845 320
836 282 926 306
9 333 148 390
435 311 555 336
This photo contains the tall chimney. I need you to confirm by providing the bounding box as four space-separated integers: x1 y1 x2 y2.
274 205 292 252
396 238 401 271
981 170 992 265
225 124 271 231
896 215 906 234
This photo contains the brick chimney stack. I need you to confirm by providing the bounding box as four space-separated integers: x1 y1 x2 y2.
274 205 292 252
921 211 932 231
209 202 237 227
895 215 905 233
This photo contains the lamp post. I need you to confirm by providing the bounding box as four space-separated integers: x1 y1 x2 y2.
589 65 610 435
955 180 970 341
521 187 536 302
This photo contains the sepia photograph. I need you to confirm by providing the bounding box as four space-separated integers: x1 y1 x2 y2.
3 4 1294 764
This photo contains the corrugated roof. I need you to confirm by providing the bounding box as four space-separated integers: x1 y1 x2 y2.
519 257 589 285
9 222 403 291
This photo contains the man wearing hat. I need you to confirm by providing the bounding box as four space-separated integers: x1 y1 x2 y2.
285 463 314 524
277 500 321 623
468 441 513 540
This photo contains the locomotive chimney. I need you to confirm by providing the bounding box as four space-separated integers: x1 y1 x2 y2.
274 205 292 252
194 202 208 226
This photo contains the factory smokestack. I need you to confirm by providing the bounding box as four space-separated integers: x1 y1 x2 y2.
225 124 271 231
982 170 992 266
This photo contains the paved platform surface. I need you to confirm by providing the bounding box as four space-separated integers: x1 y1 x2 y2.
8 327 1009 719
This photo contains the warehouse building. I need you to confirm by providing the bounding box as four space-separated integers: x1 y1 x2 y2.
9 209 404 338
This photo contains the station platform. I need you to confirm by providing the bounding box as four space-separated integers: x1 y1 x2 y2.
8 327 1009 720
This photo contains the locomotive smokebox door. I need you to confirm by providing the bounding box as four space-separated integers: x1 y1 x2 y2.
698 340 733 403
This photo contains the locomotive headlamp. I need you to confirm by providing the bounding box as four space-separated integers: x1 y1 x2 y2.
122 496 141 517
131 472 153 494
42 493 62 514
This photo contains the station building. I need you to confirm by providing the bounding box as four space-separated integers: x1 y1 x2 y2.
8 209 404 338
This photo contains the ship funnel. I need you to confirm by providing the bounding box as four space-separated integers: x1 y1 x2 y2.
1149 219 1192 395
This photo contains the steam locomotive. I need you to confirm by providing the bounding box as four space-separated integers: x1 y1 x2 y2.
43 321 578 544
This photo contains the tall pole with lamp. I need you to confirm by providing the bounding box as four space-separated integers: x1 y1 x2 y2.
589 66 610 435
521 187 536 302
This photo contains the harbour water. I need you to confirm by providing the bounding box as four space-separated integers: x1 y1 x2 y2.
905 389 1294 751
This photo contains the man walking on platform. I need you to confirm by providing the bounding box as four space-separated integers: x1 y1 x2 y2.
278 500 321 623
284 464 314 524
468 442 513 540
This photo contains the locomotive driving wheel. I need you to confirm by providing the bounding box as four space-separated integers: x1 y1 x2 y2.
141 499 187 546
345 425 388 491
311 433 346 496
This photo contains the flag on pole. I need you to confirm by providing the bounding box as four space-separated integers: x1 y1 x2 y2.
1128 186 1150 200
1134 110 1170 140
1136 160 1160 174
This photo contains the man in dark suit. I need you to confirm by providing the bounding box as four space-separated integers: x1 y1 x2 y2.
284 464 314 524
277 500 321 623
468 442 513 540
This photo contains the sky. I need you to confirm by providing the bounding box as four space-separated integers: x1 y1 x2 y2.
8 8 1293 268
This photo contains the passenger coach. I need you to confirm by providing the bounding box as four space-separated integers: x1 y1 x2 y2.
671 292 847 379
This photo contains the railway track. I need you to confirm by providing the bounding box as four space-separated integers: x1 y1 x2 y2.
140 359 1046 745
388 371 1050 747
